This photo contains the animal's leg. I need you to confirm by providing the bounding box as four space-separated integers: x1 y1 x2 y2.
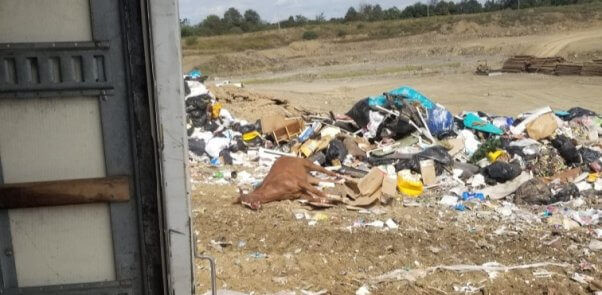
304 160 338 177
307 175 337 185
299 182 330 203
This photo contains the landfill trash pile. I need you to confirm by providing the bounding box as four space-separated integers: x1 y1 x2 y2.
186 71 601 229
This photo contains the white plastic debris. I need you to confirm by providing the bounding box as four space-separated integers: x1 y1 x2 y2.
588 240 602 251
366 220 385 228
355 285 371 295
439 195 459 207
385 218 399 229
575 181 592 192
459 129 480 156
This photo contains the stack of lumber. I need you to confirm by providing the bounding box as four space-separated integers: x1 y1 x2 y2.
501 55 533 73
527 57 565 74
499 56 602 76
581 61 602 76
555 63 583 76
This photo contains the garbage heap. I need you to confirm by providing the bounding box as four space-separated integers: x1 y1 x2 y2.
185 77 602 216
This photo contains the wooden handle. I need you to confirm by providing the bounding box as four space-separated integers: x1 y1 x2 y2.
0 176 131 209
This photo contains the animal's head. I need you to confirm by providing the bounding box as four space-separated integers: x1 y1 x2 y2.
234 188 262 210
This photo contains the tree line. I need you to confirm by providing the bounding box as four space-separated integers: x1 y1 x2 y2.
181 0 598 37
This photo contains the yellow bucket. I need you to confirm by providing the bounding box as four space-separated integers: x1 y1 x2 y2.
242 131 260 142
211 102 222 119
397 170 424 197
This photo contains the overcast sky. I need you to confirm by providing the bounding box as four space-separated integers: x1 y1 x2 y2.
179 0 419 24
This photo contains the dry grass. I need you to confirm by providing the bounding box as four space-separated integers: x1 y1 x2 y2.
182 3 602 55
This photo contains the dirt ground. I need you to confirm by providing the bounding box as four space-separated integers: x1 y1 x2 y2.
190 20 602 295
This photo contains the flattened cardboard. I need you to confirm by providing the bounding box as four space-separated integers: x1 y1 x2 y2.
357 167 384 196
381 175 398 197
419 160 437 186
348 188 381 207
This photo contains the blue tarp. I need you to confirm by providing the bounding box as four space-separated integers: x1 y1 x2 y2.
387 86 435 109
463 113 503 135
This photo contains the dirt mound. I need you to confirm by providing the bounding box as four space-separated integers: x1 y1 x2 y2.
201 51 283 75
207 85 302 122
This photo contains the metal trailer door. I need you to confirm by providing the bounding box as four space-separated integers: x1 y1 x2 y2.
0 0 171 294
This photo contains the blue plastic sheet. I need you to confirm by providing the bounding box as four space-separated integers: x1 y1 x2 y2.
426 106 454 137
463 113 503 135
187 69 202 79
387 86 435 109
367 95 403 108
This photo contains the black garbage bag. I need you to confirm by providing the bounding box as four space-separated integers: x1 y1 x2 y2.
380 116 415 140
219 150 233 165
345 98 371 129
579 148 601 164
562 107 597 121
325 139 348 163
185 94 212 128
229 137 247 153
551 135 580 165
394 158 417 172
415 146 453 165
482 161 522 184
394 146 453 175
188 138 205 156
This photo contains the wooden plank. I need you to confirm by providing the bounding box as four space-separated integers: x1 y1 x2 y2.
0 176 130 209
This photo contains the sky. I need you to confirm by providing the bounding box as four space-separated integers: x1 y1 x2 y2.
179 0 418 24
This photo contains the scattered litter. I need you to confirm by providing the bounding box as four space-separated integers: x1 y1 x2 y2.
589 240 602 251
249 252 268 259
355 285 371 295
370 262 570 284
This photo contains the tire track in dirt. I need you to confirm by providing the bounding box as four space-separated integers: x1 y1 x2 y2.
525 28 602 57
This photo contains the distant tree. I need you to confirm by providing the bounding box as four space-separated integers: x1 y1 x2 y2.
384 7 402 19
295 15 309 25
402 3 429 17
483 0 502 11
202 14 225 35
315 12 326 23
223 7 243 27
370 4 385 21
359 4 373 20
180 18 195 36
434 1 452 15
244 9 261 25
344 7 360 21
457 0 483 13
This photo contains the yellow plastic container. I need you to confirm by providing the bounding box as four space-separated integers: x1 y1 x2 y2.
242 130 260 142
211 102 222 119
299 139 319 157
397 170 424 197
587 173 599 183
487 150 506 162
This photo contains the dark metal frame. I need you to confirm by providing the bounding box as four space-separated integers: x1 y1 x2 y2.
0 0 165 294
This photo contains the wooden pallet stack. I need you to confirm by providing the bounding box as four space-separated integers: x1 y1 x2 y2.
501 55 534 73
499 56 602 76
527 57 565 74
581 61 602 76
555 63 583 76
